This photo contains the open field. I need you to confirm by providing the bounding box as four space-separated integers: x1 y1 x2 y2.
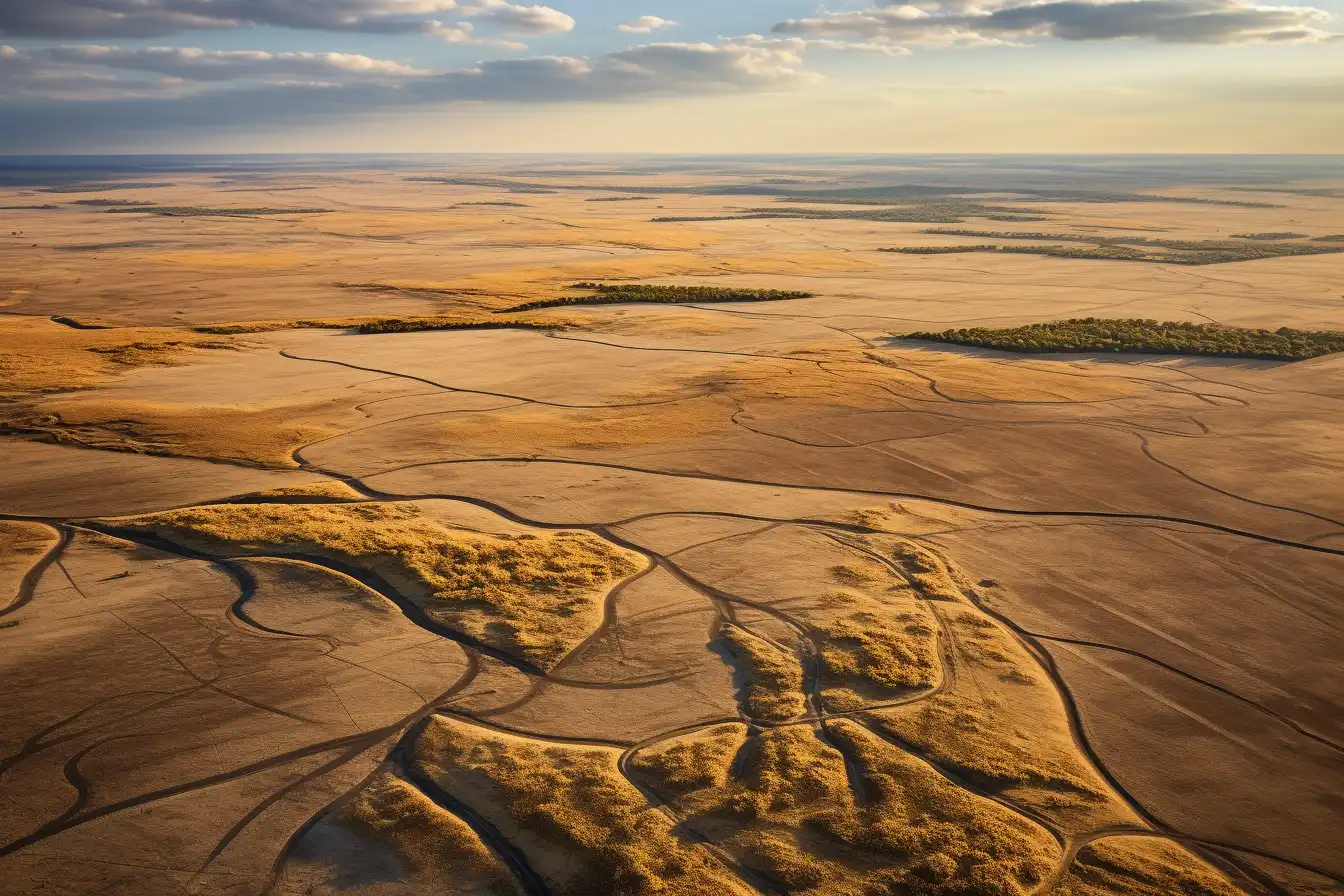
1 157 1341 896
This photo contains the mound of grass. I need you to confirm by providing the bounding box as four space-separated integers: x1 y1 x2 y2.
503 283 812 313
1057 837 1244 896
414 717 753 896
904 318 1344 361
1231 232 1307 240
718 624 807 722
341 768 522 889
1311 234 1344 242
104 206 331 217
454 201 531 208
631 722 1060 895
108 503 643 670
1 204 60 210
819 607 939 695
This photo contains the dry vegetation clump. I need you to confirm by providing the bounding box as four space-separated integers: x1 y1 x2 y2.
813 573 941 710
7 399 340 467
718 624 808 723
108 502 643 670
339 768 523 894
191 313 569 335
104 205 331 216
904 318 1344 361
414 716 754 896
1230 232 1306 240
818 606 940 698
1055 837 1243 896
865 607 1129 829
0 317 235 400
502 282 812 313
868 694 1101 798
882 245 1001 255
626 724 748 796
243 481 365 501
887 540 966 601
631 722 1060 895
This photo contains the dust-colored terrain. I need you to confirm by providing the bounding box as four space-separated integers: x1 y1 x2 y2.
1 158 1341 896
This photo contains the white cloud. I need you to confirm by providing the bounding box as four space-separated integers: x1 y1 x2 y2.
772 0 1337 46
0 0 574 39
619 15 677 33
456 1 575 34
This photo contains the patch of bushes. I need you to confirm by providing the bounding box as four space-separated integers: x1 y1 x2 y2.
903 318 1344 361
104 206 331 217
501 282 812 312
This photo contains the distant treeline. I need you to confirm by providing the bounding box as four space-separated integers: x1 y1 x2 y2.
903 318 1344 361
104 206 332 217
904 230 1344 265
404 175 1279 208
502 283 813 313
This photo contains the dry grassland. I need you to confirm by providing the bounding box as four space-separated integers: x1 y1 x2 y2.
414 716 754 896
109 502 643 669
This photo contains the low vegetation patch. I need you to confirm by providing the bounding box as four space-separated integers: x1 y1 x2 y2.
905 229 1344 264
1057 837 1244 896
108 502 643 670
415 717 752 896
502 282 812 313
631 722 1060 895
72 199 155 207
1230 232 1306 240
881 245 999 255
718 624 807 722
193 314 568 335
341 768 520 889
104 206 331 217
655 203 1048 225
903 318 1344 361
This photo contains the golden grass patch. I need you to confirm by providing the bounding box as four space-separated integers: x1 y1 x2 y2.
13 398 339 467
631 720 1060 895
438 395 731 454
413 716 753 896
818 594 941 705
0 317 235 399
246 481 365 501
1056 836 1243 896
718 623 807 723
342 768 521 893
108 502 642 669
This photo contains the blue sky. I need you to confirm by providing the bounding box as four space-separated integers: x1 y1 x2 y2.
1 0 1340 153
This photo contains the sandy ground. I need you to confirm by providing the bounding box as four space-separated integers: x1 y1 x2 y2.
0 165 1341 896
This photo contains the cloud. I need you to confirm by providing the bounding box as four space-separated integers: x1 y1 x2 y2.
0 0 573 39
39 46 433 81
772 0 1337 45
619 15 677 33
0 39 814 147
461 0 575 34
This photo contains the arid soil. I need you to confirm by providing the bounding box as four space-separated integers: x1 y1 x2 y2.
1 163 1340 896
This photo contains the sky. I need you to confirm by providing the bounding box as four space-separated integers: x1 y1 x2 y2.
0 0 1340 154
